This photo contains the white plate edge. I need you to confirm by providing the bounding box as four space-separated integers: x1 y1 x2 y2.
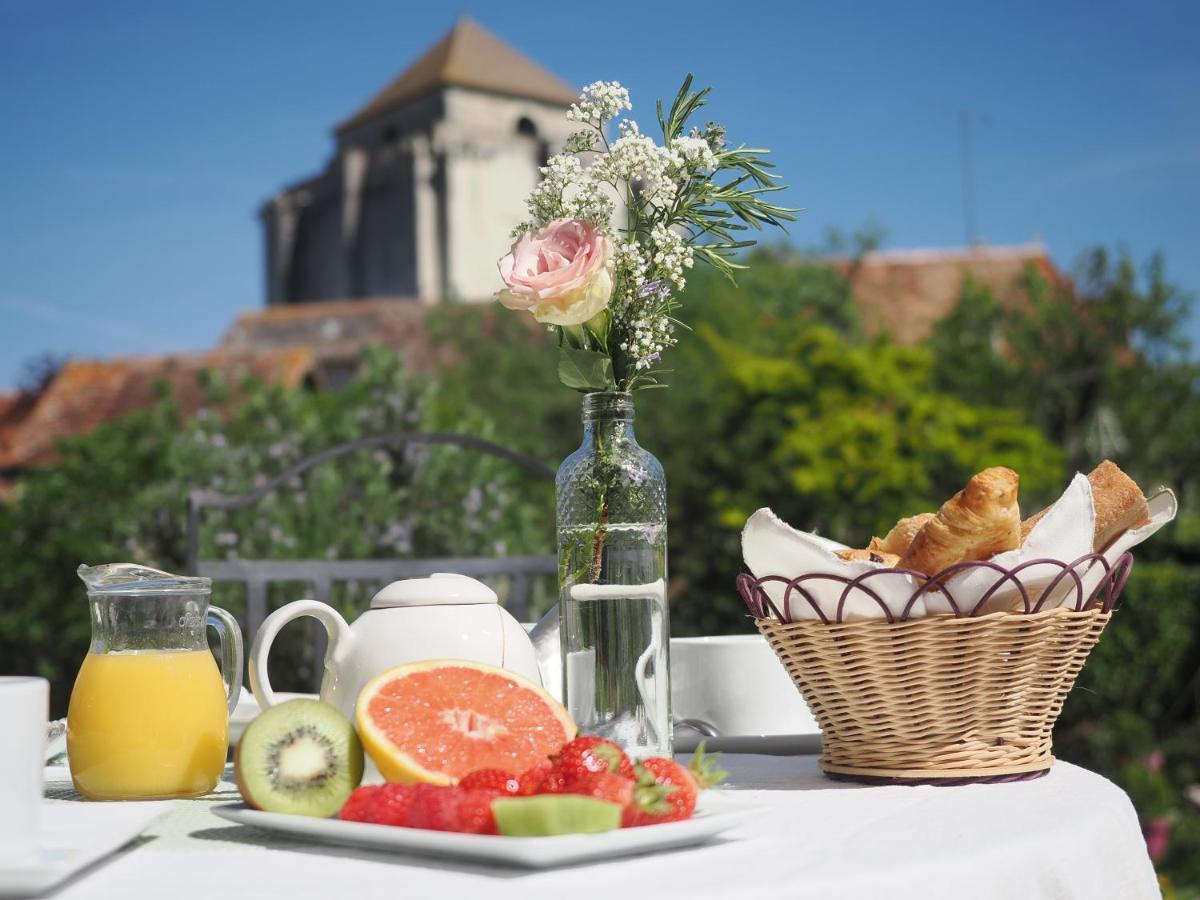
212 796 758 867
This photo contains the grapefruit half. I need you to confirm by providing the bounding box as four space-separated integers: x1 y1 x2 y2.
355 659 576 785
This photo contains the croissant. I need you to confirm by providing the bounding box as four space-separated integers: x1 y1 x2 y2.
869 513 935 557
836 548 901 567
1020 459 1149 552
901 467 1021 577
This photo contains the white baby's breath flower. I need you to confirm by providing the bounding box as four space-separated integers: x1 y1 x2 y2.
670 135 718 171
524 153 613 230
567 81 632 124
649 224 693 290
593 122 679 208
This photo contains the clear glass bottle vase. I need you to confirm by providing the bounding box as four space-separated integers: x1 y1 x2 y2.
556 392 671 758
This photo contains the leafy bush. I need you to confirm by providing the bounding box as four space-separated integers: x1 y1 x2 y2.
1056 559 1200 894
0 351 552 715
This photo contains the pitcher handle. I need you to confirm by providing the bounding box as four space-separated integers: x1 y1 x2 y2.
206 605 245 718
249 600 352 711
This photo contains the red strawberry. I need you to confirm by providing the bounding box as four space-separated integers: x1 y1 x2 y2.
454 788 501 835
339 785 381 822
365 783 421 826
458 768 520 795
559 772 636 808
404 785 463 831
517 763 553 796
550 736 636 781
538 768 575 794
405 786 500 834
625 749 728 827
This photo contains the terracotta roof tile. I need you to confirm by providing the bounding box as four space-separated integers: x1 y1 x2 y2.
0 391 38 466
338 17 577 133
833 243 1065 343
0 348 314 471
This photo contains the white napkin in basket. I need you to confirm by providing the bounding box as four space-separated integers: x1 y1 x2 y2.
1069 488 1178 608
742 481 1176 623
741 508 922 622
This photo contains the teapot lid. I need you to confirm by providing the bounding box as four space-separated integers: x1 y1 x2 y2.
370 573 497 609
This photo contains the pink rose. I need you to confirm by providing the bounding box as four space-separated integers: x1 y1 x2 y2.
496 219 613 326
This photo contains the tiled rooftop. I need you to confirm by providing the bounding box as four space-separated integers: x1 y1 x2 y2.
0 347 315 471
836 243 1064 343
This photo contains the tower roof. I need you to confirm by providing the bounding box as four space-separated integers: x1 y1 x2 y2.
337 18 578 133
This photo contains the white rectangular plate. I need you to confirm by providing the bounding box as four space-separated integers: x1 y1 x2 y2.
212 793 754 868
0 801 169 897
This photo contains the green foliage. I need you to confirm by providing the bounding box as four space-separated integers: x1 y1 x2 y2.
702 324 1064 539
0 350 552 715
1057 561 1200 892
928 247 1199 499
1063 562 1200 728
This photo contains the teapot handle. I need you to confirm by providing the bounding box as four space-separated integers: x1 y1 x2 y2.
249 600 353 710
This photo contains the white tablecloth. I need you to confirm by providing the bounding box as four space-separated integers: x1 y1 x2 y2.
42 755 1158 900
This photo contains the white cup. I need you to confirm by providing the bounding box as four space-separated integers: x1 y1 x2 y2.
670 635 818 736
0 677 49 864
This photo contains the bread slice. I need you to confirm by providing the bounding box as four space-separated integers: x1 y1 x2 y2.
900 468 1021 577
1020 460 1149 552
1089 460 1150 551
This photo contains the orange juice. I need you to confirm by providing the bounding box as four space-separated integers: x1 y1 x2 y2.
67 649 228 800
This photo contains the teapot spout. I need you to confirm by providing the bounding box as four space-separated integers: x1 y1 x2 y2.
528 603 562 702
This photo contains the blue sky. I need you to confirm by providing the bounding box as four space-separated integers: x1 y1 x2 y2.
1 0 1197 389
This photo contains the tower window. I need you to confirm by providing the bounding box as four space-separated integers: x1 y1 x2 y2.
382 124 400 144
516 117 538 138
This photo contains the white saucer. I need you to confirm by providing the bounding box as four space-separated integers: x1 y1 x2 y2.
0 801 168 897
674 731 822 756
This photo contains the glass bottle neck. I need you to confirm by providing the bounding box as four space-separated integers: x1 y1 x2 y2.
581 392 636 446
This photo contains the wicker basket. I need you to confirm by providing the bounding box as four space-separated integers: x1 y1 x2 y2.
737 553 1133 784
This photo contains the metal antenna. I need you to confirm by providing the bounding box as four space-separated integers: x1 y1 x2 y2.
949 108 989 246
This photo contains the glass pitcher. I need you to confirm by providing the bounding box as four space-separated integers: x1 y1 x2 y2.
67 563 243 800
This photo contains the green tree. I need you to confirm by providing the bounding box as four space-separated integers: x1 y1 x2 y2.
928 247 1198 499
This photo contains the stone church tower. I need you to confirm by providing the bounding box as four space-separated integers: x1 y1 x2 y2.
260 19 577 305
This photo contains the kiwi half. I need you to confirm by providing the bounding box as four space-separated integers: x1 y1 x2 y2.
235 698 364 817
492 796 622 836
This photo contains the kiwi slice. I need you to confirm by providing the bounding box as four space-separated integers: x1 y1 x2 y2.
235 698 363 817
492 795 622 837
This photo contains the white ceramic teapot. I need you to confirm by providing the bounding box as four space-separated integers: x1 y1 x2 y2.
248 573 542 721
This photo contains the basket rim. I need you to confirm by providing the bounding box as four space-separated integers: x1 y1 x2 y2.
754 604 1113 632
820 758 1055 780
738 551 1134 625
